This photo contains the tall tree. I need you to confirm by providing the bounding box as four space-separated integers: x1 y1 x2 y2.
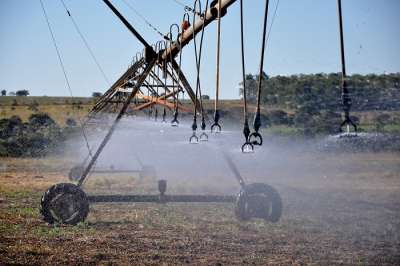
16 90 29 96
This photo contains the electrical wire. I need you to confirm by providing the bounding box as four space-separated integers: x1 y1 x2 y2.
39 0 93 158
60 0 111 86
172 0 204 18
121 0 170 40
266 0 280 46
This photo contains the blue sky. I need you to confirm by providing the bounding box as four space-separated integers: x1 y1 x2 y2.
0 0 399 98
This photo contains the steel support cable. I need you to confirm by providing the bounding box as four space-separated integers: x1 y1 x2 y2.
211 0 222 133
189 1 200 143
169 24 181 126
121 0 170 40
146 49 154 113
136 50 152 118
239 0 253 153
147 84 153 119
156 43 162 101
175 12 190 120
60 0 111 87
140 49 151 118
150 55 157 120
189 0 208 143
156 41 166 120
172 0 204 18
179 11 189 104
177 13 190 109
39 0 93 159
168 28 177 109
154 77 159 119
249 0 270 146
193 0 208 141
265 0 280 49
162 40 168 122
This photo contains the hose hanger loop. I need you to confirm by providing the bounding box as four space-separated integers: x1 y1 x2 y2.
189 0 209 143
169 24 180 127
238 0 253 152
249 0 270 146
156 40 164 63
184 5 204 19
160 39 168 123
147 87 153 119
169 24 180 47
157 40 167 79
154 41 165 122
150 44 158 121
211 0 222 134
147 49 158 121
161 39 168 72
189 1 200 143
181 12 191 37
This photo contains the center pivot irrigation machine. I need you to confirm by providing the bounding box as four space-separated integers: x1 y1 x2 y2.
40 0 356 225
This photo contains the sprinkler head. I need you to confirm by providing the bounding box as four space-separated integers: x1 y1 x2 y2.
158 179 167 195
200 132 208 142
189 132 199 144
241 142 254 153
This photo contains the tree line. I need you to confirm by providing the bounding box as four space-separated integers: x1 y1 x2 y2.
237 72 400 135
239 72 400 111
1 89 30 96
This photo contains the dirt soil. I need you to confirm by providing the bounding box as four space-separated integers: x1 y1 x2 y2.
0 153 399 265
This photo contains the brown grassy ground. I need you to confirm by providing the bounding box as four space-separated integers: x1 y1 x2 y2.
0 104 91 126
0 152 399 265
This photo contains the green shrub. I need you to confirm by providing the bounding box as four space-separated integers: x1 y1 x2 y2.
28 113 56 128
0 116 24 139
268 110 289 125
65 118 77 127
0 113 65 157
375 113 391 132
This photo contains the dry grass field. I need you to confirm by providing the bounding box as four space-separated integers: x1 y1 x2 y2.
1 96 400 264
1 96 399 133
0 150 399 265
0 96 92 125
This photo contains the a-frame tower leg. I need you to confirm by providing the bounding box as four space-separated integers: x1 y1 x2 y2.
78 58 157 186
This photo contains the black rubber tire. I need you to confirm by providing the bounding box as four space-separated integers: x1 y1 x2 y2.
235 183 282 223
40 183 89 225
